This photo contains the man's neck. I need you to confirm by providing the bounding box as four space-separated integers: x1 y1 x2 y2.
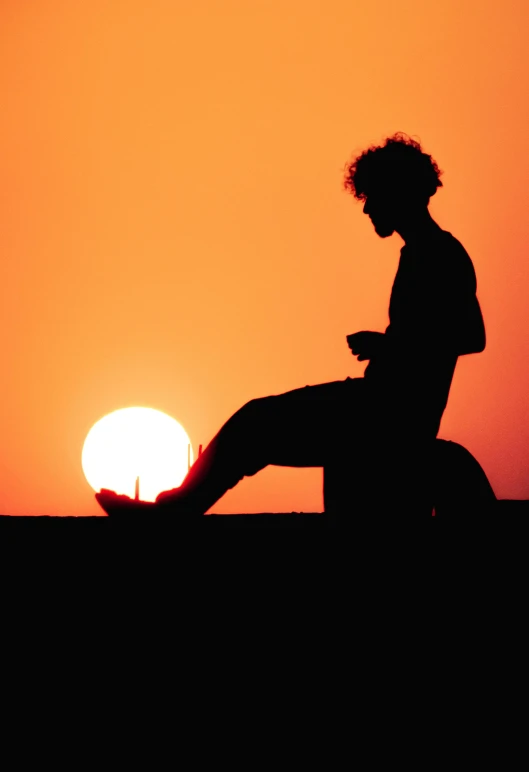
397 211 443 248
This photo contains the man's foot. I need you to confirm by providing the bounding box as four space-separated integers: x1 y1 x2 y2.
95 488 203 517
95 489 156 517
155 488 183 504
155 487 203 516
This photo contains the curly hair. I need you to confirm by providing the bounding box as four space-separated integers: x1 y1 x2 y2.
343 132 443 204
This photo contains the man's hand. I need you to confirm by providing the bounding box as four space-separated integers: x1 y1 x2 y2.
346 331 385 361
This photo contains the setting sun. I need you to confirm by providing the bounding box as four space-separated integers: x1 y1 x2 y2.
82 407 192 502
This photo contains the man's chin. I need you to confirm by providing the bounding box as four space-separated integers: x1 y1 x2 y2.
374 224 394 238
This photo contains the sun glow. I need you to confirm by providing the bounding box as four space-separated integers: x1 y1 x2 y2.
82 407 193 502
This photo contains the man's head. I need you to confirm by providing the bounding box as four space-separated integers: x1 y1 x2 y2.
343 133 443 238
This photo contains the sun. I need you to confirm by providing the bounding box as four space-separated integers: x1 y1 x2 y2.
82 407 193 502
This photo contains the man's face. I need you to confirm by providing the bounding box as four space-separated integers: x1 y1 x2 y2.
363 191 398 238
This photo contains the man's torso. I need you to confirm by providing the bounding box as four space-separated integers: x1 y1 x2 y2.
363 229 483 437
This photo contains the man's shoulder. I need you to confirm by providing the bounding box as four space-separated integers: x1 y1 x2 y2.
431 230 472 266
439 230 472 259
436 231 477 290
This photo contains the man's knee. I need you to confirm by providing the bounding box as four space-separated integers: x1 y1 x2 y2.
225 397 274 438
238 396 275 419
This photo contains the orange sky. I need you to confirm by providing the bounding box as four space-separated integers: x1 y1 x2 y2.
1 0 528 515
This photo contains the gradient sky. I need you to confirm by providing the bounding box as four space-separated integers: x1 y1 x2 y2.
1 0 528 515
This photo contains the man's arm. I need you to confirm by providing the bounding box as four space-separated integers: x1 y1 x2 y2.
385 258 486 358
456 295 486 355
385 314 485 358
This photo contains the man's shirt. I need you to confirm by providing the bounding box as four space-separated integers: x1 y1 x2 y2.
364 229 484 438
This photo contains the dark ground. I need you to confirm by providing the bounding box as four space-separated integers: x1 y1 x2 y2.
1 499 528 523
3 503 527 584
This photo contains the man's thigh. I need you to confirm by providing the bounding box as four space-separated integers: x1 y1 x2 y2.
246 377 368 468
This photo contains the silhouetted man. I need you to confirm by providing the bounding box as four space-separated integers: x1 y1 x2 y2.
97 133 486 517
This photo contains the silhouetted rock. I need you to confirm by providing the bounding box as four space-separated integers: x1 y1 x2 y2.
323 438 497 516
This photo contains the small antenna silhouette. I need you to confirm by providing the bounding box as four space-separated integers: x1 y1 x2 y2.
135 476 140 501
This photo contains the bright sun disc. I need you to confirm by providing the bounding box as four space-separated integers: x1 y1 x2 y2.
82 407 193 502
